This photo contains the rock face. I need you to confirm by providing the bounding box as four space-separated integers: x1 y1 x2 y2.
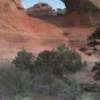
13 0 23 9
66 0 100 13
27 0 100 27
27 3 53 17
0 0 67 59
0 0 99 60
27 0 100 15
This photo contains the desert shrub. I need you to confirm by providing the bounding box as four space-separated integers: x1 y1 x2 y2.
10 46 83 99
92 62 100 80
88 28 100 41
35 45 82 76
13 45 82 77
32 74 82 100
0 67 33 97
33 50 57 74
12 50 35 71
34 49 65 77
0 65 82 100
87 28 100 46
55 45 82 73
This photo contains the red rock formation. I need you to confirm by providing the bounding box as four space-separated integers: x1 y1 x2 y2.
0 0 99 60
0 0 67 59
61 0 100 13
27 0 100 27
27 3 53 17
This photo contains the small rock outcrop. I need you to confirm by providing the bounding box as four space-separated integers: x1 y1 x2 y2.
13 0 23 9
27 3 53 17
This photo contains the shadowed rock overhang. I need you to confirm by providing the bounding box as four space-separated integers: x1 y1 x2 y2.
62 0 100 12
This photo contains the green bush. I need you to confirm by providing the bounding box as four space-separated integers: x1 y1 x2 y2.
12 50 35 71
0 67 33 97
34 45 82 76
13 46 82 77
0 47 83 99
34 50 57 74
34 50 64 77
0 65 82 100
92 62 100 80
88 28 100 41
87 27 100 46
55 45 82 73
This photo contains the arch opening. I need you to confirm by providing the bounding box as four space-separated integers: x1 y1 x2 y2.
21 0 65 10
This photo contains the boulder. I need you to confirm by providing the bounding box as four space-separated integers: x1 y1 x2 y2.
27 3 53 17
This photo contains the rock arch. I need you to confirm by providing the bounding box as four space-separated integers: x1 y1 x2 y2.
62 0 100 13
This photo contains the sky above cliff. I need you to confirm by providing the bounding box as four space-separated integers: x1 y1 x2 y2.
22 0 65 9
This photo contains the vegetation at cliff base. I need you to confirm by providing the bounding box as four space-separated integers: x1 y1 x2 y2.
0 45 83 100
13 45 83 77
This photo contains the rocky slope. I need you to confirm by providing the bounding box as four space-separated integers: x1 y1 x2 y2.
0 0 99 60
0 0 68 60
0 0 99 87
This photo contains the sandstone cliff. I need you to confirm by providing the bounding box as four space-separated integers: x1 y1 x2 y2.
0 0 99 60
0 0 66 59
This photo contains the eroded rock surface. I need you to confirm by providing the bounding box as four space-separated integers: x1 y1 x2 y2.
27 3 53 17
